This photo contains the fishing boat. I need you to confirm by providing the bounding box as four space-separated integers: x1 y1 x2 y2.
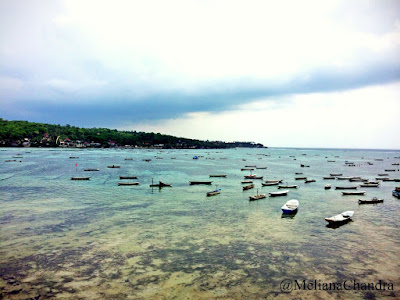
120 176 138 179
385 169 396 172
241 180 253 184
107 165 120 168
124 158 133 160
241 168 254 171
295 177 307 180
253 176 264 180
243 184 254 190
71 177 90 180
378 173 388 176
244 175 257 179
304 179 316 183
278 185 298 189
335 186 358 190
325 211 354 224
265 180 283 183
358 197 384 204
190 181 213 185
256 167 267 169
325 184 331 189
295 172 303 175
249 194 266 201
330 173 342 176
245 165 256 167
269 190 289 197
300 164 310 167
84 169 99 172
342 191 365 195
323 176 336 180
209 175 227 177
262 182 279 186
207 189 221 196
118 182 140 186
359 183 379 187
281 199 299 214
336 176 353 180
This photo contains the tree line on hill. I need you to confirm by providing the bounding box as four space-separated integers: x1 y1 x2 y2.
0 119 265 149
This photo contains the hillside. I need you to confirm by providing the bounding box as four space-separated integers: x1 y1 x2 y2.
0 119 265 149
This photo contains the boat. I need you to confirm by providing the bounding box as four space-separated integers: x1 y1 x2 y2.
330 173 342 176
190 181 212 185
207 189 221 196
265 180 283 183
358 197 384 204
359 183 379 187
262 182 279 186
249 193 266 201
325 211 354 224
378 173 388 176
256 167 267 169
107 165 120 168
124 158 133 160
295 172 303 175
84 169 99 172
118 182 140 186
245 165 256 167
304 179 316 183
71 177 90 180
209 175 227 177
241 180 253 184
120 176 138 179
281 199 299 214
336 176 353 180
253 176 264 180
393 187 400 199
385 169 396 172
243 184 254 190
69 156 79 159
335 186 358 190
323 176 335 180
269 190 289 197
342 191 366 195
325 184 331 189
295 177 307 180
150 180 172 188
278 185 298 189
142 159 151 162
241 168 254 171
300 164 310 167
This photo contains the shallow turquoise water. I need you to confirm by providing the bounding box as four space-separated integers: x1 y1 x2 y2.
1 147 399 299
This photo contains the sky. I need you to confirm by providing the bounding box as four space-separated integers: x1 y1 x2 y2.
1 0 400 149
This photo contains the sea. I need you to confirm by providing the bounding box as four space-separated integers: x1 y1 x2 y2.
1 147 399 299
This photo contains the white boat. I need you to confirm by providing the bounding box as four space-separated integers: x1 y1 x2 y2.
269 190 289 197
324 184 331 190
281 199 299 214
207 189 221 196
325 211 354 224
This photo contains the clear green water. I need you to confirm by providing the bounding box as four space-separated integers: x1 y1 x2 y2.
1 148 399 299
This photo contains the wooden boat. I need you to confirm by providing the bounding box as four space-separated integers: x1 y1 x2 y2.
295 177 307 180
378 173 388 176
262 182 279 186
142 159 151 162
124 158 133 160
295 172 303 175
323 176 335 180
244 175 256 179
209 175 227 178
241 168 254 171
256 167 267 169
281 199 299 214
245 165 256 167
120 176 138 179
325 184 331 190
69 156 79 159
243 184 254 190
269 190 289 197
330 173 342 176
278 185 298 189
385 169 396 172
249 193 266 201
325 211 354 224
342 191 365 195
5 160 17 162
358 197 383 204
336 176 353 180
265 180 283 183
335 186 358 190
107 165 120 168
252 176 264 180
376 177 389 181
84 169 99 171
300 164 310 167
304 179 316 183
150 180 172 188
349 178 367 182
71 177 90 180
207 189 221 196
241 180 253 184
382 178 396 182
359 183 379 187
190 181 213 185
118 182 140 186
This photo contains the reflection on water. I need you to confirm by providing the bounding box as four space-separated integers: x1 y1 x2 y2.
1 148 400 299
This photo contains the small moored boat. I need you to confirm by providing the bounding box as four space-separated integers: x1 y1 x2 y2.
281 199 299 214
325 211 354 224
335 186 358 190
207 189 221 196
107 165 120 168
243 184 254 190
190 181 213 185
118 182 140 186
120 176 138 179
342 191 365 195
71 177 90 180
358 197 383 204
278 185 298 189
209 175 227 178
325 184 331 190
269 190 289 197
359 183 379 187
304 179 316 183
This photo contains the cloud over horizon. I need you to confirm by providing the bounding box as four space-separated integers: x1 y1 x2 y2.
1 0 400 147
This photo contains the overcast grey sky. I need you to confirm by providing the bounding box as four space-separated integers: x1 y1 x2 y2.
1 0 400 148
